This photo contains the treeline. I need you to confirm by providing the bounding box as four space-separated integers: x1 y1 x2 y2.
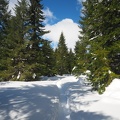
0 0 75 81
0 0 120 93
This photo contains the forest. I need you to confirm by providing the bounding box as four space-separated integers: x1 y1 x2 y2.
0 0 120 93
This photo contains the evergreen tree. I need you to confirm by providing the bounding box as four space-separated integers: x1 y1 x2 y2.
102 0 120 75
89 0 120 93
55 32 68 75
0 0 54 81
74 0 94 75
74 39 89 75
1 0 31 81
24 0 49 80
67 49 75 74
0 0 11 81
76 0 120 93
42 41 55 76
54 48 58 75
0 0 10 40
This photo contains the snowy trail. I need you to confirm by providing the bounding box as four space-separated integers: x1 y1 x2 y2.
0 76 120 120
57 76 120 120
0 81 60 120
56 76 79 120
56 75 100 120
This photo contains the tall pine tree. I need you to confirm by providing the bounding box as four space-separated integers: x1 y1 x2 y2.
76 0 120 93
55 32 68 75
0 0 50 81
24 0 49 80
1 0 31 81
0 0 11 81
67 49 75 74
42 41 56 76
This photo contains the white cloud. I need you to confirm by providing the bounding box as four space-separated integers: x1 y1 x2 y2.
77 0 82 4
77 0 86 4
43 18 81 50
43 7 56 24
9 0 17 15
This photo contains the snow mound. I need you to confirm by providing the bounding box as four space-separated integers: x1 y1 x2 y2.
103 79 120 100
106 79 120 90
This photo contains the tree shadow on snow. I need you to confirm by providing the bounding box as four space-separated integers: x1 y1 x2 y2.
68 77 116 120
0 84 60 120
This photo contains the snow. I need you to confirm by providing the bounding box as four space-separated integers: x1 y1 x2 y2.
0 75 120 120
17 71 21 80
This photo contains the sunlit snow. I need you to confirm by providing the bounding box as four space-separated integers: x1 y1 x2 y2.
0 75 120 120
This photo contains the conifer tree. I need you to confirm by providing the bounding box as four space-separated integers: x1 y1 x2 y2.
24 0 49 80
2 0 30 81
67 49 75 74
1 0 52 81
102 0 120 75
76 0 120 93
74 0 95 75
42 41 55 76
0 0 10 40
74 38 89 75
0 0 11 81
88 0 120 93
54 48 58 75
55 32 68 75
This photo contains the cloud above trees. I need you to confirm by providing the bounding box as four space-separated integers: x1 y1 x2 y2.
43 7 56 24
43 19 80 50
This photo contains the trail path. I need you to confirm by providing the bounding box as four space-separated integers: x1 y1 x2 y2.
0 75 120 120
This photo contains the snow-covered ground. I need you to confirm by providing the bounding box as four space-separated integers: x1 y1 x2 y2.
0 75 120 120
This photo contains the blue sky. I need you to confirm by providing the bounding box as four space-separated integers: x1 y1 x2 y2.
9 0 83 50
42 0 82 24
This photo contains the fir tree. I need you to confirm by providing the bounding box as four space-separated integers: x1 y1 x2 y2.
88 0 120 93
74 39 89 75
55 32 68 75
76 0 120 93
42 41 55 76
1 0 53 81
0 0 10 39
0 0 11 81
102 0 120 75
2 0 30 81
24 0 49 80
67 49 75 74
54 48 58 75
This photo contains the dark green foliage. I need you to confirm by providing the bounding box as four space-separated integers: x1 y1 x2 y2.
0 0 10 50
74 38 89 75
67 49 75 74
75 0 120 93
2 0 33 81
0 0 11 81
24 0 48 80
0 0 54 81
0 0 10 37
55 32 69 75
108 41 120 74
42 41 56 76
